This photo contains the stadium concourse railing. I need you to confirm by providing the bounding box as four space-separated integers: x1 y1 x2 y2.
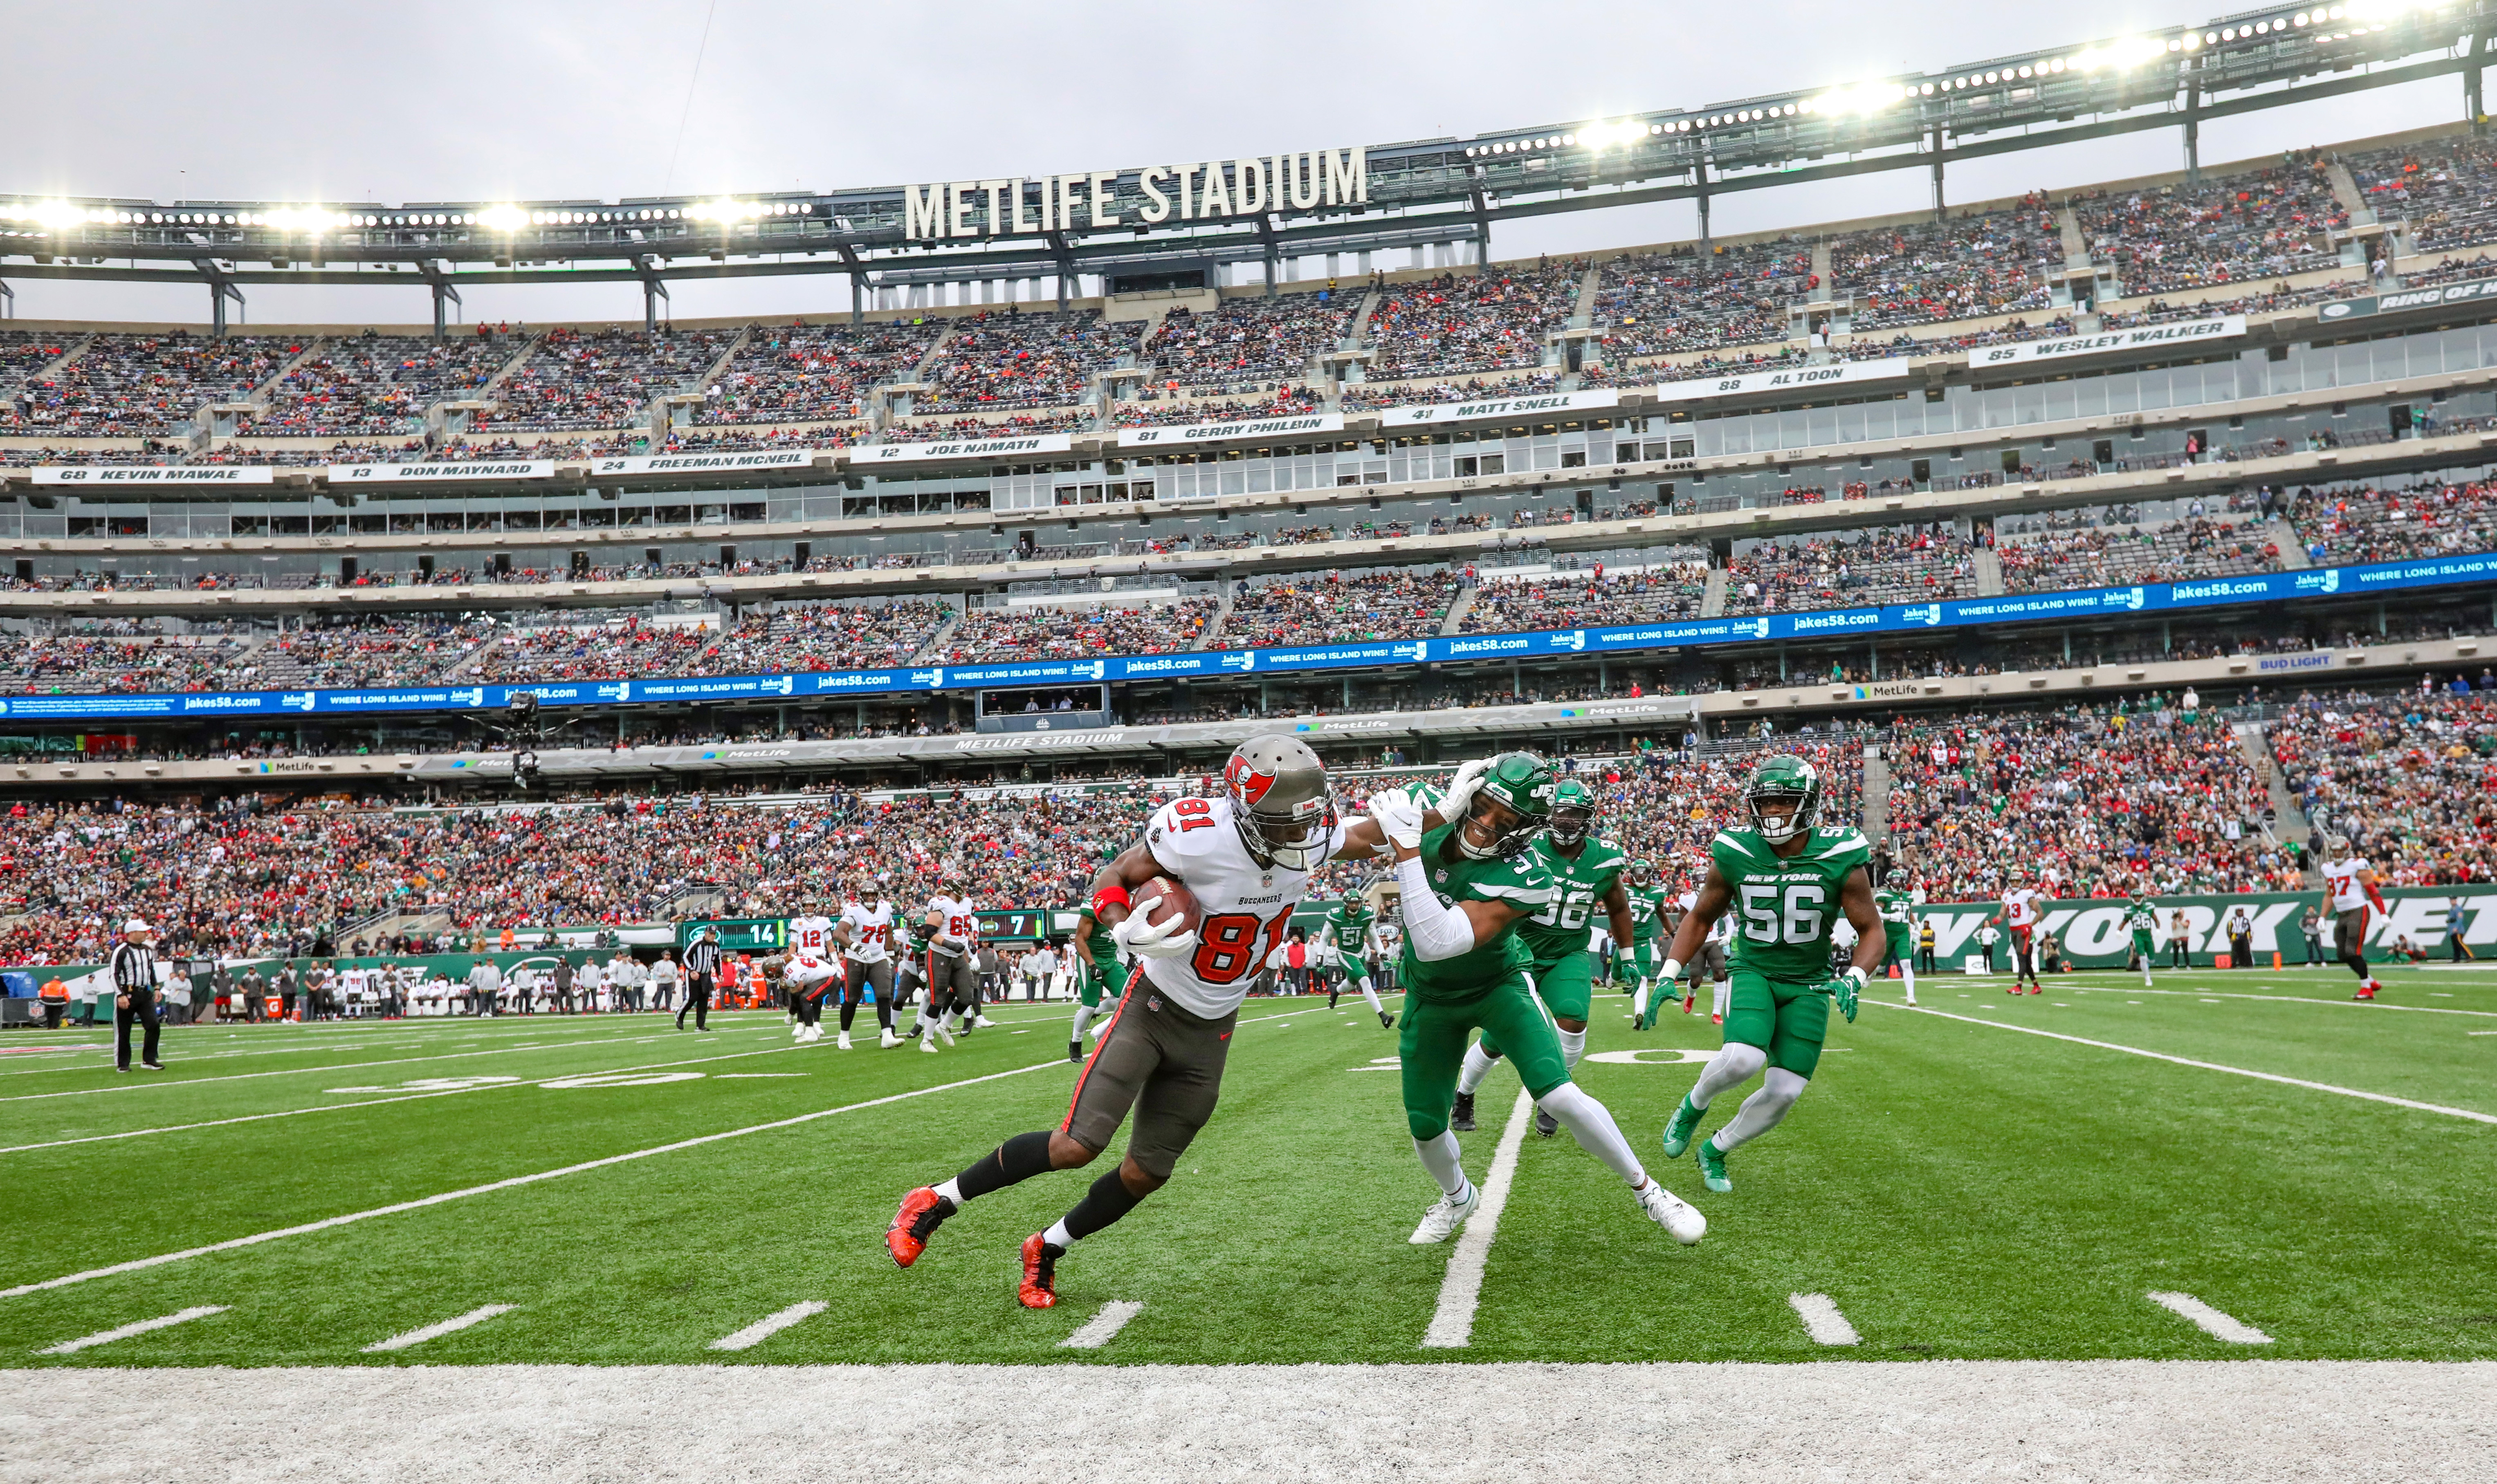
2 383 2495 631
5 628 2490 787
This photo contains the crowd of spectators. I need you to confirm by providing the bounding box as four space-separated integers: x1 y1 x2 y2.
1996 513 2283 594
248 616 503 689
2267 688 2497 885
1337 371 1562 410
1143 293 1354 390
919 311 1125 414
933 598 1219 661
241 335 514 437
0 633 264 695
1457 562 1709 634
1364 266 1581 380
467 601 952 682
1884 700 2299 901
694 321 937 426
1723 529 1977 614
1837 197 2061 332
881 410 1095 442
2288 477 2497 566
1210 570 1462 649
2076 154 2346 298
2 334 294 437
1591 243 1805 359
1114 385 1323 427
2348 137 2497 256
476 327 736 433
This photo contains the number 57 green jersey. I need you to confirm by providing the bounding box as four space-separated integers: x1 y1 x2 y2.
1711 824 1872 982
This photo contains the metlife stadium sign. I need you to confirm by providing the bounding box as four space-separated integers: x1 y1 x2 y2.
3 550 2489 722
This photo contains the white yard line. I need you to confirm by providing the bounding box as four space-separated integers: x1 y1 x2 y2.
1788 1293 1860 1346
708 1300 828 1352
0 1060 1069 1302
0 1042 821 1156
2070 986 2497 1019
1058 1300 1145 1350
0 1028 764 1102
2147 1291 2274 1344
363 1305 515 1353
38 1305 227 1354
1867 1001 2497 1125
1421 1088 1535 1350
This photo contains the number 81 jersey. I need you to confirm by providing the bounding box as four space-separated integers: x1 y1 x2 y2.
1712 823 1871 982
1141 794 1315 1018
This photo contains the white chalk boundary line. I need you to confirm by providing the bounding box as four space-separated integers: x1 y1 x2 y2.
38 1305 227 1354
0 1060 1068 1302
363 1304 515 1353
0 997 1332 1302
1788 1293 1860 1346
1867 1001 2497 1125
0 1027 756 1103
708 1300 828 1352
2069 985 2497 1019
1060 1300 1145 1350
0 1039 826 1155
1421 1089 1535 1350
2148 1291 2274 1344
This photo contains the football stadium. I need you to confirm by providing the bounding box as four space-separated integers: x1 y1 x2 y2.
4 3 2496 1478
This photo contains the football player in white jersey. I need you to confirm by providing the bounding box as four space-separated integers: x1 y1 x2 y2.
783 901 842 1045
2001 866 2045 996
913 876 985 1052
1675 887 1735 1023
886 737 1487 1309
836 879 902 1049
2321 833 2388 999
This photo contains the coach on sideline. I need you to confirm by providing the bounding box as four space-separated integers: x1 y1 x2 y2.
111 918 166 1072
678 928 722 1032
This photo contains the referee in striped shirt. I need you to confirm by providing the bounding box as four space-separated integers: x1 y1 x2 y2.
677 928 722 1033
111 918 166 1073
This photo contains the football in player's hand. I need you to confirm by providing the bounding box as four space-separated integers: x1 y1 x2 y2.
1131 876 1201 935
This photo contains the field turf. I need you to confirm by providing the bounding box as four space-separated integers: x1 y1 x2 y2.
1 966 2491 1368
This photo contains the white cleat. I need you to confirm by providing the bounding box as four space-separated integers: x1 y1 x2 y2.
836 1030 852 1051
1408 1183 1482 1245
1635 1179 1707 1246
1090 1016 1112 1038
934 1019 957 1047
973 1014 998 1029
879 1027 901 1049
792 1022 808 1041
918 1029 941 1054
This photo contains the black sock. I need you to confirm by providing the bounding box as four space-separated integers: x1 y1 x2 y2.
954 1130 1056 1202
839 998 858 1031
1062 1167 1147 1241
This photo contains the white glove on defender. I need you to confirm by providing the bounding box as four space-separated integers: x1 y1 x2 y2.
1113 908 1198 960
1368 788 1426 850
1434 757 1492 826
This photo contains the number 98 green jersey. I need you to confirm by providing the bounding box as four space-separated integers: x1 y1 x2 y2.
1711 824 1872 982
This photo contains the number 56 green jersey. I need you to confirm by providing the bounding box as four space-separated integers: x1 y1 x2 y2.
1712 824 1872 982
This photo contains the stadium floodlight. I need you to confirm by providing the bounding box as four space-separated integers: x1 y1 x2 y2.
1814 82 1905 115
1578 118 1648 150
690 200 765 223
476 205 528 233
266 207 348 235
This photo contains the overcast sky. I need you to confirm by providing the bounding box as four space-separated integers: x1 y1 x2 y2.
2 0 2470 327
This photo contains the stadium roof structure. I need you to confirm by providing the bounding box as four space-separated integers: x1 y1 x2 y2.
3 1 2493 333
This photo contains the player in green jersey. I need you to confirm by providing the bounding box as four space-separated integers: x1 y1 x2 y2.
1657 754 1884 1194
1068 902 1128 1063
1449 778 1635 1138
1621 860 1674 1029
1871 869 1921 1007
1370 754 1705 1246
1320 890 1395 1028
2124 883 2159 988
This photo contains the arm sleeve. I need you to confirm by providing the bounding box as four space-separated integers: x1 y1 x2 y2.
1394 854 1477 962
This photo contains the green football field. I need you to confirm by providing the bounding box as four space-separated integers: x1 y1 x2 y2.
2 966 2492 1369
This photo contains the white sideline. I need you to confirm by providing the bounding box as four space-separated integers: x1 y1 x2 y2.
1868 1001 2497 1124
0 1041 815 1155
2147 1291 2274 1344
1421 1089 1534 1350
38 1305 227 1354
364 1305 515 1353
1059 1300 1144 1350
0 1000 1329 1302
0 1060 1067 1302
1788 1293 1860 1346
709 1301 826 1352
2071 985 2497 1018
0 1031 725 1102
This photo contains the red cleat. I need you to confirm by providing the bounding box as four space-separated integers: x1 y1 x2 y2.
1682 994 1695 1015
2028 986 2041 995
1710 1012 1723 1026
1019 1231 1063 1309
885 1187 954 1268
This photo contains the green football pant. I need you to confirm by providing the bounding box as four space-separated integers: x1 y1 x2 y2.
1721 967 1830 1078
1402 972 1569 1140
1477 950 1593 1060
1079 965 1118 1009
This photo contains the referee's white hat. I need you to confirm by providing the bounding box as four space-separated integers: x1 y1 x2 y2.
124 917 153 935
